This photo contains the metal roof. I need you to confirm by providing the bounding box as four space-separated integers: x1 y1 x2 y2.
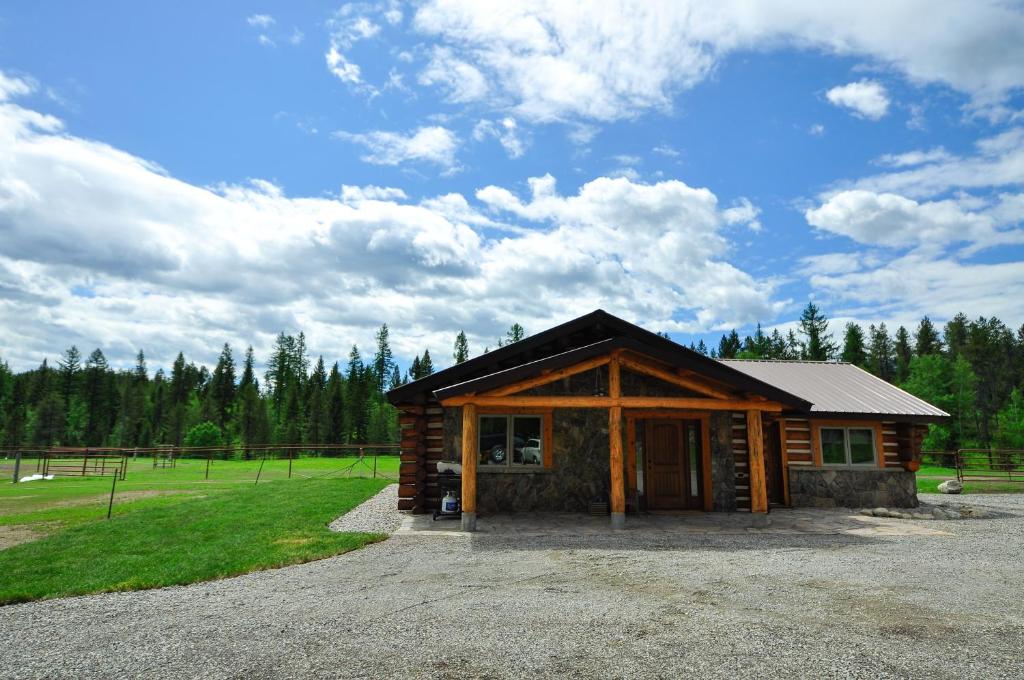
720 360 950 419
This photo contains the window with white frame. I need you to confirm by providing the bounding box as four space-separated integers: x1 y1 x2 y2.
820 427 876 466
478 414 543 467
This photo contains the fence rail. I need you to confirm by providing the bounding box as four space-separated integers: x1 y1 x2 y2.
954 448 1024 483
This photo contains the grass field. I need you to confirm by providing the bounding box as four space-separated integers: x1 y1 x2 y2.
0 456 396 604
915 463 1024 494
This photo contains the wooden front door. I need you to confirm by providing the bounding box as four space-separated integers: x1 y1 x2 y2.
764 420 785 505
644 419 701 510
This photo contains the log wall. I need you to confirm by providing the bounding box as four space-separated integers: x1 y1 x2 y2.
731 412 751 512
396 401 444 512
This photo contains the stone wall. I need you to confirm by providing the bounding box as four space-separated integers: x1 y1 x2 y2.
709 412 737 511
789 468 918 508
443 405 610 513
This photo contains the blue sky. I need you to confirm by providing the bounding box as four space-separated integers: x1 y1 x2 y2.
1 1 1023 373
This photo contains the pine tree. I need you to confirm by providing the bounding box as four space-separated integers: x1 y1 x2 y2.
894 326 913 382
944 313 969 357
207 343 236 429
420 349 434 376
914 316 942 356
57 346 81 407
346 346 368 442
239 345 257 391
840 323 868 367
798 301 837 360
32 388 65 447
867 323 895 381
3 378 27 447
305 356 328 445
717 330 741 359
388 364 402 390
83 349 113 446
693 339 709 356
453 331 469 364
408 355 421 382
326 362 346 448
497 323 526 347
372 325 394 392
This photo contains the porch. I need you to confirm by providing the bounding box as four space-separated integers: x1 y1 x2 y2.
445 350 789 531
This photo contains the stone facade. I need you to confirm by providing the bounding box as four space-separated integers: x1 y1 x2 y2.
443 405 610 513
709 412 736 511
789 468 918 509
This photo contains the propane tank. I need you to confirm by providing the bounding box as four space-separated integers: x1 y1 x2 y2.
440 491 459 515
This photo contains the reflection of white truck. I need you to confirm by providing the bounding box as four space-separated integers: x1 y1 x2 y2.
520 438 542 464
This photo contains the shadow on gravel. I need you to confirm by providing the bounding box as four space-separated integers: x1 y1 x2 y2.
465 532 884 553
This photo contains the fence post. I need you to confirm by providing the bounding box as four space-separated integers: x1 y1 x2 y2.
12 452 20 484
107 473 118 520
288 449 293 479
373 450 377 479
255 456 266 485
205 452 211 480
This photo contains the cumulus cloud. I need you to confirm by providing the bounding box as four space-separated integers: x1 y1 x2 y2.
246 14 275 28
418 47 489 103
0 85 780 369
334 126 461 169
407 1 1024 123
472 118 525 158
805 190 1020 250
825 80 890 120
324 9 382 91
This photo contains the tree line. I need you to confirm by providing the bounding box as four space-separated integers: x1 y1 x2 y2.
695 303 1024 451
0 323 529 452
1 309 1020 453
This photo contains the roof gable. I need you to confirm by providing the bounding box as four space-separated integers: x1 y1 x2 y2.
387 310 810 409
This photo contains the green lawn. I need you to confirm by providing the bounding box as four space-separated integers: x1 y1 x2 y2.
0 476 389 604
0 456 397 604
915 463 1023 494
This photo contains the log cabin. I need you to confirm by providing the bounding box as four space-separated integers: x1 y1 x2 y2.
386 310 948 530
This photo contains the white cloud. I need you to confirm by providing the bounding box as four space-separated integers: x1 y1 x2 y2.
722 198 762 232
875 147 952 168
808 123 825 136
323 10 383 91
246 14 275 28
409 1 1024 123
825 80 890 120
805 190 1023 250
472 118 525 159
653 144 680 157
334 126 461 169
0 72 36 101
418 47 489 103
805 253 1024 325
0 86 788 368
847 128 1024 199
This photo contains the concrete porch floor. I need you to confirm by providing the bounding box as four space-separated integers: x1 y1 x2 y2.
398 506 950 538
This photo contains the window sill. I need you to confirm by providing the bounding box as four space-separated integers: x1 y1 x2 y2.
478 466 553 474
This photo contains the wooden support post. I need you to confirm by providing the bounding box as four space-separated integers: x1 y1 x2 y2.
609 405 625 529
461 404 478 531
747 410 768 514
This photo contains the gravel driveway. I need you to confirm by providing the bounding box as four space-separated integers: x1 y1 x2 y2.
2 494 1022 679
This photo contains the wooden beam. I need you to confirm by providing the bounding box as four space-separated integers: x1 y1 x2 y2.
482 356 611 396
609 352 621 399
461 404 478 530
618 354 733 400
609 405 625 527
747 409 768 514
442 394 783 411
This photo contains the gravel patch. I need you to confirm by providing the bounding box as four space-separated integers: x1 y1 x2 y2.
329 483 402 534
1 494 1023 679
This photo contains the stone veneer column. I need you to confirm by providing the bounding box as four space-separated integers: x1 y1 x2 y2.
709 412 737 511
